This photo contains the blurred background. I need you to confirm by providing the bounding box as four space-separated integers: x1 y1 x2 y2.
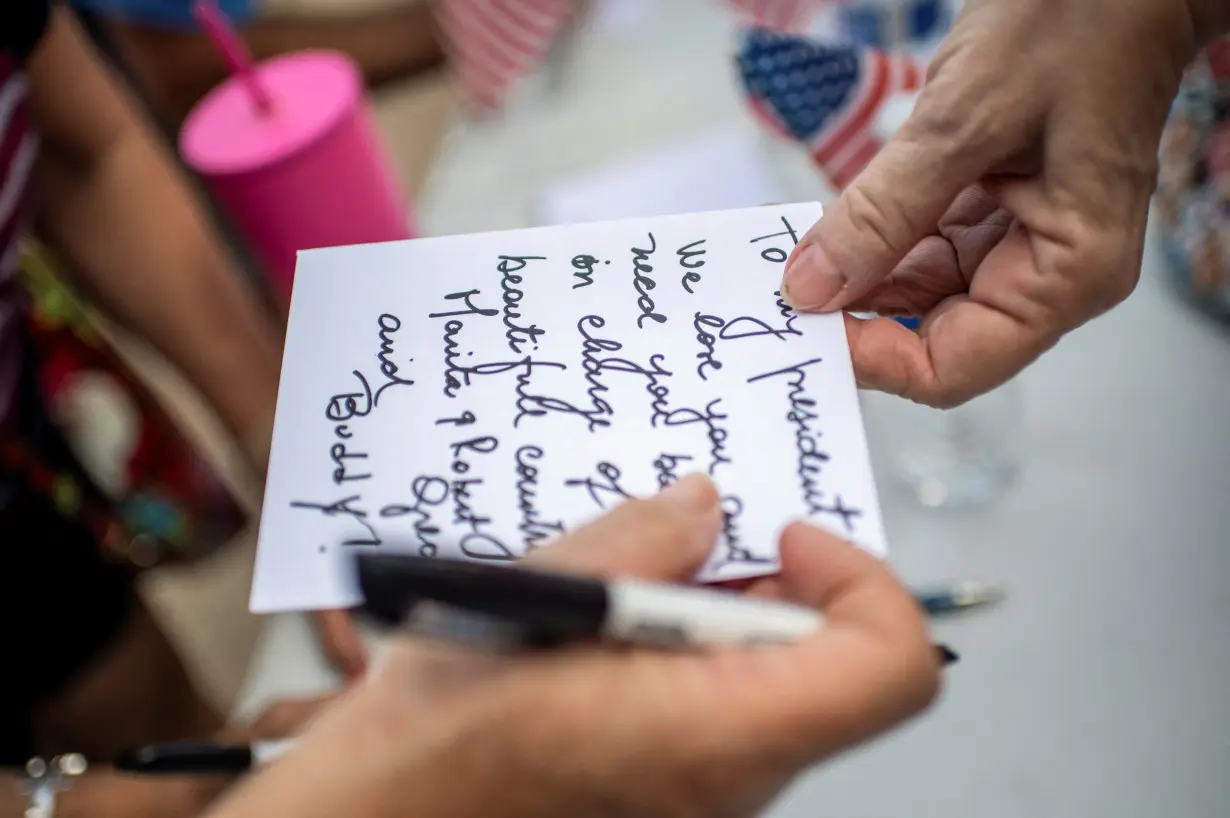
74 0 1230 815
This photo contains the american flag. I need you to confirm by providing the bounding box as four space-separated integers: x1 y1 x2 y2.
435 0 828 111
737 28 926 189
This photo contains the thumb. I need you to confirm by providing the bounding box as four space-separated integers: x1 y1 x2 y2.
782 104 991 312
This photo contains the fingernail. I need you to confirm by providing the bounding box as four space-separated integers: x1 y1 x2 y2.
934 643 960 667
658 473 719 514
782 242 847 311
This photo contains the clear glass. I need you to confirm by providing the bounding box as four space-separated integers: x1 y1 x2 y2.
861 379 1024 509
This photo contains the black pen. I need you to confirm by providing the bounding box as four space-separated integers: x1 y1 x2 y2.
116 739 293 775
914 581 1003 616
120 555 960 776
356 553 962 664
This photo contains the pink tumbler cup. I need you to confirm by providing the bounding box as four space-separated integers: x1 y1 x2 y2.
180 50 414 308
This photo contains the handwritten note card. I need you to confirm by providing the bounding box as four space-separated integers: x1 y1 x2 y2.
251 203 885 613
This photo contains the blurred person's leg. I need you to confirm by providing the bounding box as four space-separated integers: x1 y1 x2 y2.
74 0 445 127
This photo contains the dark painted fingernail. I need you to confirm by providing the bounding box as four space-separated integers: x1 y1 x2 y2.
934 643 960 666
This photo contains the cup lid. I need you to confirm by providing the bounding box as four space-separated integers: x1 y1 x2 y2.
180 50 361 177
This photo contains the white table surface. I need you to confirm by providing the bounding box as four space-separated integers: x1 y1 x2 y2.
238 2 1230 815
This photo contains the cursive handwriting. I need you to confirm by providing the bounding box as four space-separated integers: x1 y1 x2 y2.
717 495 771 565
290 495 380 546
565 461 630 509
653 452 694 488
446 434 515 561
747 358 862 532
431 289 500 398
428 288 500 320
329 442 370 484
749 216 799 263
379 476 449 557
576 315 674 431
441 334 568 404
373 313 415 405
718 307 801 342
656 398 732 476
498 255 547 354
630 233 667 328
691 312 724 380
436 411 477 426
677 239 706 294
571 254 609 289
326 370 373 422
514 445 564 549
440 320 471 397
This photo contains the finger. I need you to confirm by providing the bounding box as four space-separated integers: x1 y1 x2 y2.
845 185 1011 316
717 523 938 762
776 522 926 642
521 473 722 581
843 225 1049 406
845 235 965 316
781 93 998 313
376 476 723 682
315 609 368 681
248 694 340 739
843 313 943 398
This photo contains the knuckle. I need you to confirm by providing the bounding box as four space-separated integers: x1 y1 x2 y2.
841 183 909 257
905 78 1025 164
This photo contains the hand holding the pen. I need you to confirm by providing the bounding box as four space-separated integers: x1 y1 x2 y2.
206 475 943 818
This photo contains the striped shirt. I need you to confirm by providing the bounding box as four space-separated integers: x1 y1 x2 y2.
0 2 48 426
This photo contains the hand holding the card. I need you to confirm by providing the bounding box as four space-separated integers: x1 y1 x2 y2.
782 0 1230 408
204 475 941 818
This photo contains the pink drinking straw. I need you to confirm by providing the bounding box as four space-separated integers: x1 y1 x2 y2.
192 0 273 114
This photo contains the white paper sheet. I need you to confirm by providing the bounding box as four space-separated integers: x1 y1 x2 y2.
251 203 885 613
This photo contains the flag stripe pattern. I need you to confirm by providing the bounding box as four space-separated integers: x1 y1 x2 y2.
736 28 926 189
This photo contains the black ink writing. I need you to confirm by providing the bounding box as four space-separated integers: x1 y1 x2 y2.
430 289 499 399
718 315 800 343
717 495 771 565
514 446 565 549
498 255 547 354
653 452 694 488
750 216 799 263
290 495 380 546
565 461 630 510
436 411 477 426
374 313 414 405
692 312 724 380
440 320 470 397
630 234 667 328
379 476 448 557
428 288 500 320
449 434 498 474
330 443 370 484
677 239 706 294
747 358 862 532
445 434 514 562
326 370 373 422
657 398 732 477
573 315 674 431
571 254 609 289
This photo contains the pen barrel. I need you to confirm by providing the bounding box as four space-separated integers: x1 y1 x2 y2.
606 580 823 646
117 742 254 774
